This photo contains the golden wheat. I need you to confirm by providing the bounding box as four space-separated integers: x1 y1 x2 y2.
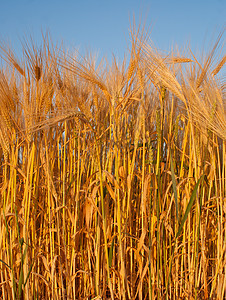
0 29 225 300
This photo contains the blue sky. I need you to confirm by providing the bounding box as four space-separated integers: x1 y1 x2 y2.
0 0 225 61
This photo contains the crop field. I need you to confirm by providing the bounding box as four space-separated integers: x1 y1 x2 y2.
0 29 225 299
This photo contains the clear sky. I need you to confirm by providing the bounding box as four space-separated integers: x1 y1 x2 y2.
0 0 225 61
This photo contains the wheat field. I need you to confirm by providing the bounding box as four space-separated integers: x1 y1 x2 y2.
0 29 225 299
